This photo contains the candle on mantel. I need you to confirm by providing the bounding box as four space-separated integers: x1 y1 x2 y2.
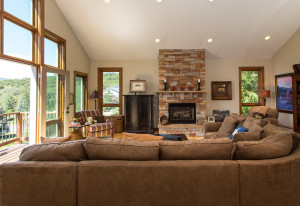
164 79 166 83
198 78 201 83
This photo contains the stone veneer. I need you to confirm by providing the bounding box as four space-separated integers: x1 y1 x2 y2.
158 49 206 137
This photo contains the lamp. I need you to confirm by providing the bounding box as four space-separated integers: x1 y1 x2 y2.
90 90 102 110
259 90 270 106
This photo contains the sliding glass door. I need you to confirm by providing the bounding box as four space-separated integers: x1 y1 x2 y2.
41 67 70 138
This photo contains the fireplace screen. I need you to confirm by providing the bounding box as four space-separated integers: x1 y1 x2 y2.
168 103 196 124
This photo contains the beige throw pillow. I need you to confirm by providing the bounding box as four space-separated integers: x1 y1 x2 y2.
218 116 238 137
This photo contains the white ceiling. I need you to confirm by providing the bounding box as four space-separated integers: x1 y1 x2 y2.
55 0 300 60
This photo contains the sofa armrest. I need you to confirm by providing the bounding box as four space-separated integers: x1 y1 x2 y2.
203 122 223 133
232 132 261 142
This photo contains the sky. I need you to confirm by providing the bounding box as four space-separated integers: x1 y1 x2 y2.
277 76 292 89
0 59 33 79
3 0 58 67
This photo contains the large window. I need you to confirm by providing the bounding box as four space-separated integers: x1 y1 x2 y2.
74 71 88 113
239 67 264 115
44 29 66 70
98 68 123 116
0 0 41 64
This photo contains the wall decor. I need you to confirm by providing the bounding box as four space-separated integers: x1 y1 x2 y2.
69 93 74 105
211 81 232 100
207 116 215 122
275 73 294 113
130 80 146 93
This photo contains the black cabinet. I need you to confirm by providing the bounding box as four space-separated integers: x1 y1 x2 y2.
124 95 154 134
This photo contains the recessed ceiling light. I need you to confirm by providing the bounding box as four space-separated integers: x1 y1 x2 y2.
104 0 110 4
156 0 162 2
209 0 214 2
155 39 160 43
265 35 271 40
208 38 213 43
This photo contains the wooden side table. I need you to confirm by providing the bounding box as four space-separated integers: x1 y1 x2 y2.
111 115 124 133
69 125 86 140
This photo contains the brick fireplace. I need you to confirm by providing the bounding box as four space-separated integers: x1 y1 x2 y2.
158 49 206 137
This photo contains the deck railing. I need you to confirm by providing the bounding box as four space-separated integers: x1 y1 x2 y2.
0 112 30 147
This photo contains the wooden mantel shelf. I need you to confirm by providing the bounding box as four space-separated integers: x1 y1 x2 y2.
156 90 209 97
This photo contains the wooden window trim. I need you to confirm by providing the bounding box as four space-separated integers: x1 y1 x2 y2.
239 67 265 114
0 0 41 65
98 67 123 115
43 28 66 70
74 71 88 115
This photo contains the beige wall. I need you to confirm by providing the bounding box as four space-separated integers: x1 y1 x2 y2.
91 58 273 127
271 28 300 128
45 0 91 119
206 59 273 115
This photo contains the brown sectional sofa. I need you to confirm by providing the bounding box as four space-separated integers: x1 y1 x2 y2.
1 137 300 206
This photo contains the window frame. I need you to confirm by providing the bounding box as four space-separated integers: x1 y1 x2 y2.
43 29 66 70
239 67 265 114
0 0 42 65
74 71 88 115
98 67 123 115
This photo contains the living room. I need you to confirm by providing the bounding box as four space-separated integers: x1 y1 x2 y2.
1 0 300 205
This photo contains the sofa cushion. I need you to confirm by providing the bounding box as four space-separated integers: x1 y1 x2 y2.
232 132 260 142
218 116 238 137
230 113 247 125
262 124 300 149
40 136 71 143
234 132 293 160
19 140 87 161
159 138 233 160
123 132 164 141
230 126 247 139
248 123 263 133
243 117 262 128
204 132 225 139
84 137 159 160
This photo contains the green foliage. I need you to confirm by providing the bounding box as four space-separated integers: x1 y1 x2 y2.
76 77 83 112
241 71 258 103
46 75 58 120
103 72 119 91
0 78 30 113
241 71 259 115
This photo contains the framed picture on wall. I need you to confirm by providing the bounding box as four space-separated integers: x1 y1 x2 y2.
275 73 294 113
130 80 146 93
211 81 232 100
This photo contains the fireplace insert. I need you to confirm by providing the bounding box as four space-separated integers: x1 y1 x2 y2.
168 103 196 124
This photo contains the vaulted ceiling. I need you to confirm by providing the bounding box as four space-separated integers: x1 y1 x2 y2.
55 0 300 60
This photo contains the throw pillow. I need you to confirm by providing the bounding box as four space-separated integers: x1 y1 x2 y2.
123 132 164 141
95 116 105 123
243 117 262 129
218 116 238 137
248 123 263 133
230 113 247 124
230 126 247 139
40 136 71 143
87 117 94 125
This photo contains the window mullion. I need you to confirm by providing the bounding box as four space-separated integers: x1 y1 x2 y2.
3 12 36 32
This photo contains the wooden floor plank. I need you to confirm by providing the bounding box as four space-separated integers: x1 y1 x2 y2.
0 144 28 164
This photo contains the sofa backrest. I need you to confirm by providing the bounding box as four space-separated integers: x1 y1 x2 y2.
75 110 101 122
249 106 279 119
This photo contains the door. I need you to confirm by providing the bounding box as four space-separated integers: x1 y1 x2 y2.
41 67 70 138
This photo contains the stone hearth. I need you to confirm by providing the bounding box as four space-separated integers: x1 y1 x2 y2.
158 49 206 137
